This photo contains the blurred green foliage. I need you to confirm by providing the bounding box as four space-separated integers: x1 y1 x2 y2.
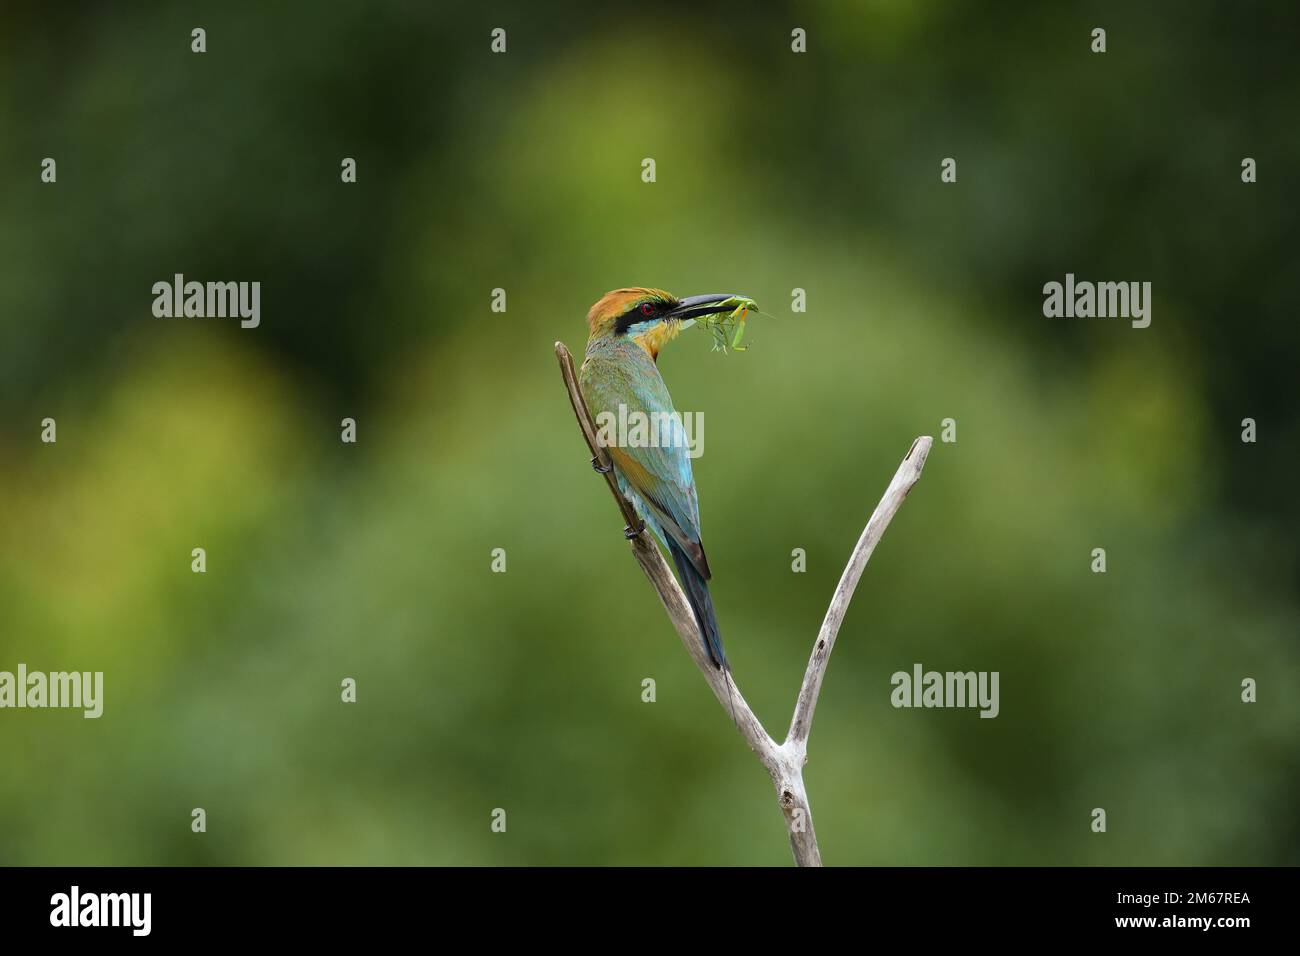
0 1 1296 865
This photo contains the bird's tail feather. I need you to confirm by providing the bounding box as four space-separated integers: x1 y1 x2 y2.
667 540 728 671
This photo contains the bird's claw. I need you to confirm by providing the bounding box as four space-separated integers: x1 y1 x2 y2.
623 522 645 540
590 455 613 475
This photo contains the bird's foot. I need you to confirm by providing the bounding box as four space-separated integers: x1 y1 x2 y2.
590 455 613 475
623 522 645 540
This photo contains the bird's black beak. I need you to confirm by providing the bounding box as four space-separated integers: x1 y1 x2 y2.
666 293 753 322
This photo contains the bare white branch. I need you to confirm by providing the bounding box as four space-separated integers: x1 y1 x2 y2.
556 341 930 866
787 435 933 749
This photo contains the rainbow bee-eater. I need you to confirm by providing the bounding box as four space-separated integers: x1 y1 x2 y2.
579 287 753 671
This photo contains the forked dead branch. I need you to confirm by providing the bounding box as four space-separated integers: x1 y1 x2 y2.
556 341 932 866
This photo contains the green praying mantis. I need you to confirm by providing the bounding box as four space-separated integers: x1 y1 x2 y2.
679 294 760 352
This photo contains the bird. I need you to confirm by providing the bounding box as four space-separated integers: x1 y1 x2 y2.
579 287 747 671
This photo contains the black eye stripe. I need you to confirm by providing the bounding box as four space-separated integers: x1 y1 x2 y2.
614 300 668 335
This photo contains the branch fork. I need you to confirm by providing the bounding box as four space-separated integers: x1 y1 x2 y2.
557 341 931 866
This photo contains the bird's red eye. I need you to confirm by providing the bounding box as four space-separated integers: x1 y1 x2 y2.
639 302 655 316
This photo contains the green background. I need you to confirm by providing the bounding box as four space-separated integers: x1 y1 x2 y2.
1 1 1296 865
